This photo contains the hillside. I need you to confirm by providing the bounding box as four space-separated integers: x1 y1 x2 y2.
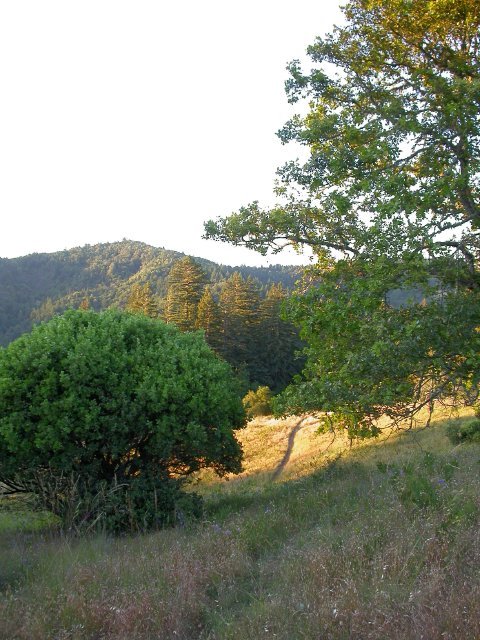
1 410 479 639
0 240 302 346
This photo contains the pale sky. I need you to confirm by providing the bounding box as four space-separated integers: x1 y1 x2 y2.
0 1 343 266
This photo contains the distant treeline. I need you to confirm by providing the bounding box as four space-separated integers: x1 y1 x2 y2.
0 240 304 392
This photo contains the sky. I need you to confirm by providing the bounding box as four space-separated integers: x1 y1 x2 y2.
0 0 344 267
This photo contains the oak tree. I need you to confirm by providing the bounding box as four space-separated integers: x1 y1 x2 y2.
205 0 480 435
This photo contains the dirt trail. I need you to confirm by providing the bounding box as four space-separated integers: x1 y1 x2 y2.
270 415 309 481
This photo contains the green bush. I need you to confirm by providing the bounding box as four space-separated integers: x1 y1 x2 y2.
243 386 273 418
446 418 480 445
0 310 246 532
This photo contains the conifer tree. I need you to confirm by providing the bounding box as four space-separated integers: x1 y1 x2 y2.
196 285 223 351
258 283 303 393
126 283 158 318
219 273 260 382
164 257 207 331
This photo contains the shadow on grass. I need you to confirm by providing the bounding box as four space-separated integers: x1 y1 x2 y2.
1 415 477 593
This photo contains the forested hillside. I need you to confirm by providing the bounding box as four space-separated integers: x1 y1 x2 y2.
0 240 303 391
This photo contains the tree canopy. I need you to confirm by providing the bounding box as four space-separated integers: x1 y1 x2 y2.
205 0 480 435
0 310 246 531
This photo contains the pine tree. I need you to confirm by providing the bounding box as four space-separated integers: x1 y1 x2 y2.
164 257 207 331
196 286 223 351
126 283 158 318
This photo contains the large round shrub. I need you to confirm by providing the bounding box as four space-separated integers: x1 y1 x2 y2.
0 310 246 531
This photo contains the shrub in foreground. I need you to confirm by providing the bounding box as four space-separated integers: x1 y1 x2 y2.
0 310 246 532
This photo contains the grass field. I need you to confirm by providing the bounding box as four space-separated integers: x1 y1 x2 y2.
1 410 479 639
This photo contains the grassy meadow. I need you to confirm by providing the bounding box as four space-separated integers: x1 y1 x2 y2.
1 410 479 639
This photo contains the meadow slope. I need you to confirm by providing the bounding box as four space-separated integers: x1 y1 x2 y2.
1 411 479 639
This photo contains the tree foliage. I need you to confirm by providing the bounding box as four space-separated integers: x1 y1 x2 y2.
256 283 304 393
126 282 158 317
196 285 224 351
164 256 208 331
205 0 480 434
0 310 245 531
243 386 273 418
218 272 261 371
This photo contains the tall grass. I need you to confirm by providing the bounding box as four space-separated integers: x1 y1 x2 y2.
1 413 479 639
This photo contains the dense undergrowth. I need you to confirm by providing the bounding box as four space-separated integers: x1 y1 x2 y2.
1 412 479 639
